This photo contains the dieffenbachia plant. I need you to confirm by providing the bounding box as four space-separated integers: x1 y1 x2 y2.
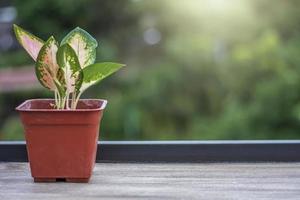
13 24 125 109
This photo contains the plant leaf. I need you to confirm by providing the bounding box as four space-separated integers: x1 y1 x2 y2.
61 27 98 68
57 44 83 93
35 36 61 91
13 24 44 61
81 62 125 92
54 68 67 97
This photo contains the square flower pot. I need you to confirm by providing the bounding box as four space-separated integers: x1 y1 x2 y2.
16 99 107 183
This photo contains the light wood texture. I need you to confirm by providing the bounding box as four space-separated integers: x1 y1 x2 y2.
0 162 300 199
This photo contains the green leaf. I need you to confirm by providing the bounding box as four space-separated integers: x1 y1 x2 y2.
57 43 83 93
81 62 125 92
54 68 67 97
35 36 60 91
13 24 44 61
61 27 98 68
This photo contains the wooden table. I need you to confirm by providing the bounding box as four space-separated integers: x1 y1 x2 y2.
0 162 299 199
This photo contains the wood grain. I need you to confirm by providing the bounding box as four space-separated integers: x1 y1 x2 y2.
0 162 300 199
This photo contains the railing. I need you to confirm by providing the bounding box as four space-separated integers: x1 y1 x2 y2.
1 140 300 162
0 66 40 92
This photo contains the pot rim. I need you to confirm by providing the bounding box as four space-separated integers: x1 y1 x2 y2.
16 98 107 112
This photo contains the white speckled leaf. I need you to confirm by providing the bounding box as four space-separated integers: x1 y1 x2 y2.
57 44 83 93
13 24 44 61
35 36 60 91
61 27 98 68
81 62 125 92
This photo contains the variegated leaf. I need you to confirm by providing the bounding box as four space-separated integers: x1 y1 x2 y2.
13 24 44 61
81 62 125 92
54 68 66 97
61 27 98 68
57 44 83 93
35 36 61 91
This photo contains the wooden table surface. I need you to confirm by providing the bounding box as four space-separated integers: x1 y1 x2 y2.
0 162 299 200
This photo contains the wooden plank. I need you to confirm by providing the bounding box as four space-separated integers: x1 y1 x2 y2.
0 162 299 199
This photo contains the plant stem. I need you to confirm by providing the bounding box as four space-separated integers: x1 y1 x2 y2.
56 90 61 109
62 95 66 109
71 92 76 109
66 92 70 109
73 91 82 109
54 90 58 109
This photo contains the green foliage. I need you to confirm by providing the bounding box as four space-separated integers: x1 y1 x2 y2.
82 62 125 92
35 36 60 91
57 44 82 91
0 116 24 140
13 24 44 61
2 0 300 140
61 27 98 68
14 25 124 109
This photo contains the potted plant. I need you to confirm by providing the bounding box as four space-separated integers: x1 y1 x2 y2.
14 24 125 183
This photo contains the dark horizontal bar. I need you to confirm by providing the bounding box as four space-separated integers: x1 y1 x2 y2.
1 140 300 162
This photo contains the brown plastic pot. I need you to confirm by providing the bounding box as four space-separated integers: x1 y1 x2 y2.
16 99 107 183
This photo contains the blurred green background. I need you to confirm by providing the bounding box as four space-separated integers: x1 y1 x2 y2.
1 0 300 140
